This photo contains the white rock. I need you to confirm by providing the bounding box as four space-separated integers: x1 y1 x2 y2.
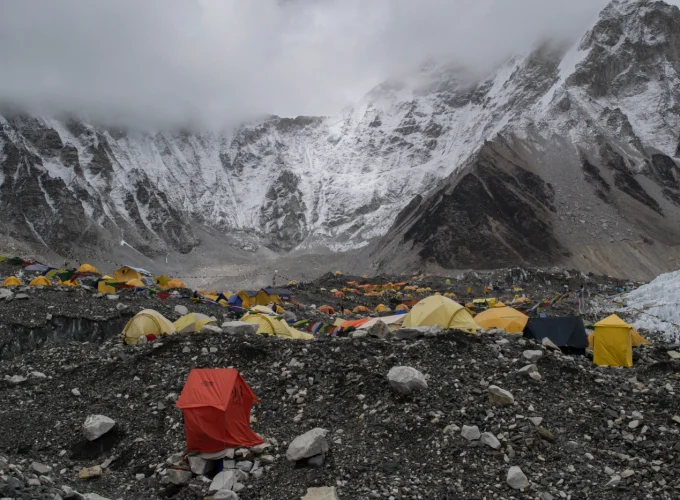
523 350 544 362
667 350 680 359
7 375 27 384
167 468 192 485
31 461 51 474
72 388 81 396
213 490 239 500
188 456 214 475
210 470 237 493
507 466 530 489
30 371 47 379
628 420 640 429
604 466 615 475
235 461 253 472
528 417 543 427
460 425 481 441
174 305 189 315
221 321 259 335
286 428 329 461
394 325 442 340
480 432 501 449
83 494 113 500
386 366 428 395
606 475 621 487
621 469 634 478
201 324 223 334
541 337 560 350
488 385 514 406
301 486 340 500
106 295 119 300
82 414 116 441
517 364 539 377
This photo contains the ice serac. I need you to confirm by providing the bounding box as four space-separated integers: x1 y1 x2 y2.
1 0 680 278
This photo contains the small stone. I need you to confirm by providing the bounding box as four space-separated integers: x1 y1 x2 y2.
523 350 543 362
507 466 529 490
541 337 560 350
27 477 41 486
174 305 189 315
235 460 253 472
82 415 116 441
606 475 621 487
31 461 51 474
301 486 340 500
480 432 501 449
213 490 239 500
628 420 640 429
604 466 615 476
250 443 271 454
135 473 145 480
7 374 27 384
621 469 634 478
528 417 543 427
667 350 680 359
460 425 481 441
306 454 325 467
286 428 329 461
78 465 102 479
488 385 514 406
209 470 237 493
189 456 214 475
201 324 223 334
167 468 192 485
386 366 427 395
30 371 47 379
259 455 275 465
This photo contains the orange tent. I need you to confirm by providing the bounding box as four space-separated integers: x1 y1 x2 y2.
333 291 346 298
175 369 264 452
318 305 335 315
396 304 409 312
343 309 352 315
353 305 369 314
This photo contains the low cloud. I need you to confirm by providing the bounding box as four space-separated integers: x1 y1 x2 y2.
0 0 663 127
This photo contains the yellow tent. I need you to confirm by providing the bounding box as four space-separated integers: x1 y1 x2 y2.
102 275 113 280
164 279 186 289
2 276 22 286
588 316 650 350
57 280 78 287
237 290 253 309
251 305 276 315
123 309 176 345
114 266 144 282
353 305 369 314
591 314 639 367
402 295 479 333
98 279 116 294
29 276 51 287
375 304 390 313
76 264 100 275
155 275 171 287
242 314 313 340
275 305 286 314
396 304 409 312
335 271 343 276
474 306 528 333
174 313 216 333
126 279 146 287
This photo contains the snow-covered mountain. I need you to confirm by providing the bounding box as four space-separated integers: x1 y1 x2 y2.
1 0 680 277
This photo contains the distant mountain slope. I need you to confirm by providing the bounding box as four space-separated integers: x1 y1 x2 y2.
1 0 679 279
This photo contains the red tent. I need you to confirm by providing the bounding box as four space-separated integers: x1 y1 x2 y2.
176 369 263 452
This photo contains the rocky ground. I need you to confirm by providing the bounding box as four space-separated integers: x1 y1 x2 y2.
2 314 680 499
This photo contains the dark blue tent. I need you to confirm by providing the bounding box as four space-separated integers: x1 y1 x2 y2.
227 294 243 312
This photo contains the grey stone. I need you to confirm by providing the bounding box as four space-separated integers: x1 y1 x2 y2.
31 461 51 474
83 495 113 500
174 305 189 315
259 454 275 465
507 466 530 489
394 325 442 340
15 293 29 300
522 350 543 362
167 468 192 485
209 470 237 493
213 490 239 500
517 364 539 378
105 294 119 300
30 371 47 379
480 432 501 449
235 461 253 472
488 385 514 406
528 417 543 427
301 486 339 500
221 321 259 335
460 425 481 441
541 337 560 350
606 475 621 487
367 320 391 339
0 289 13 301
201 324 223 334
249 443 271 454
667 350 680 359
286 428 329 461
7 375 27 384
306 454 325 467
82 415 116 441
223 459 236 469
188 456 214 475
386 366 428 395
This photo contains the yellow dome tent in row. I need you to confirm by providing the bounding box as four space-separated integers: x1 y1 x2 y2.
29 276 51 287
402 295 479 333
241 313 313 340
123 310 176 345
2 276 22 286
174 313 216 333
474 306 528 334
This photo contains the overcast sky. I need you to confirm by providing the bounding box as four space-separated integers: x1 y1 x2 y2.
0 0 672 127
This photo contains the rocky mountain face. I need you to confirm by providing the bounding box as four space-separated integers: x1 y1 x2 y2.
1 0 679 277
372 0 680 278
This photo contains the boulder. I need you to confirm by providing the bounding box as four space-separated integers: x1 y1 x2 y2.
201 324 223 334
488 385 514 406
0 289 13 301
189 456 214 475
301 486 340 500
386 366 428 395
522 350 543 362
174 305 189 315
167 468 192 485
210 470 237 493
367 320 391 339
667 350 680 360
480 432 501 449
221 322 259 336
286 428 329 461
394 325 442 340
83 415 116 441
507 466 529 489
460 425 481 441
541 337 560 350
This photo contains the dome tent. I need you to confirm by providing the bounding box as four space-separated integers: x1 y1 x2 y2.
474 306 528 334
29 276 51 287
402 295 478 333
174 313 217 333
2 276 22 287
123 309 176 345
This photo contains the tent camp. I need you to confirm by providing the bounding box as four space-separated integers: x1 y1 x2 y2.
123 309 176 345
402 295 478 332
474 306 528 334
76 264 100 275
29 276 51 287
114 266 152 283
590 315 650 367
164 279 186 289
174 313 217 333
242 314 314 340
524 316 588 353
2 276 22 286
318 305 335 315
263 287 294 303
176 368 263 452
375 304 390 313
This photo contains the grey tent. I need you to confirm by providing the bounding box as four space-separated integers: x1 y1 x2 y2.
523 316 588 354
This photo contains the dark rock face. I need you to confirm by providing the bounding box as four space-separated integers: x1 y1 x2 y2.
399 142 564 269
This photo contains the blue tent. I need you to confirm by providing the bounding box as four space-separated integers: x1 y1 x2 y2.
227 294 243 312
